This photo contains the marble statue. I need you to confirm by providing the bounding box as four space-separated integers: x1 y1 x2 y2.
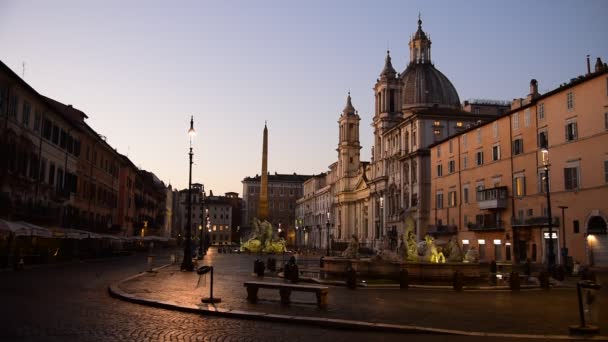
423 235 446 263
445 236 463 262
341 235 359 259
464 247 479 263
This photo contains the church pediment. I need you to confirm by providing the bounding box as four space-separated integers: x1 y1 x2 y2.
354 176 368 191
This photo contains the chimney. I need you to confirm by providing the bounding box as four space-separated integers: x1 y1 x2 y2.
595 57 604 72
527 79 540 102
586 55 591 74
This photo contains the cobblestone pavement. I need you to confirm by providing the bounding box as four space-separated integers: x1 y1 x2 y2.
0 250 533 342
1 249 604 341
119 249 608 337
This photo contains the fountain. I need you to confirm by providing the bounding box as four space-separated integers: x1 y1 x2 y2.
323 218 487 282
241 218 286 254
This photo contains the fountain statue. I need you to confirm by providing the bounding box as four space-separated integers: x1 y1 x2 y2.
423 235 446 263
445 236 463 262
464 246 479 263
405 226 419 262
341 235 359 259
241 218 286 253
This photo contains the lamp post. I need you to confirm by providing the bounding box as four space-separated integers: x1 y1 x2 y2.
198 192 206 258
205 208 211 254
181 116 196 271
379 196 384 250
541 148 555 269
326 211 331 256
295 219 299 251
558 206 568 266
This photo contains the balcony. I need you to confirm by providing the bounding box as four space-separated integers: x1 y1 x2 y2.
467 220 506 231
477 186 508 210
511 216 560 228
427 224 458 236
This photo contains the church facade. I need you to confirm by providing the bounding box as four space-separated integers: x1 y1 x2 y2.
296 17 506 251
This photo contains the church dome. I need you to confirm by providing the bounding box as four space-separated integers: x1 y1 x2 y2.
401 63 461 109
401 15 461 110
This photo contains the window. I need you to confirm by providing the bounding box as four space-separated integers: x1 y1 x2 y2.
22 101 31 127
449 140 453 154
411 161 417 183
524 109 531 127
463 155 468 169
34 111 41 132
564 166 579 190
565 121 577 141
434 121 441 126
456 122 463 128
463 186 469 204
573 220 580 234
567 91 574 110
37 158 46 182
492 122 498 138
538 103 545 120
478 240 486 260
433 129 441 136
448 191 456 207
605 161 608 183
512 138 524 155
436 192 444 209
476 129 481 144
42 119 52 139
49 163 55 185
605 113 608 130
494 240 502 261
475 151 483 166
538 130 548 149
492 145 500 161
514 174 526 197
448 160 455 173
51 125 59 144
436 164 443 177
8 95 18 118
474 107 480 114
462 134 467 148
412 131 416 147
512 113 519 130
437 145 441 157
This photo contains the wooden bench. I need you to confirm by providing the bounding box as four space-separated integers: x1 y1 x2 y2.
244 281 329 307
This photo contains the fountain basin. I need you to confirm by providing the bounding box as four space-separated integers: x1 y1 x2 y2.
323 257 488 282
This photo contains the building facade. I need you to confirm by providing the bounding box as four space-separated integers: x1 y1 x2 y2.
173 185 242 245
242 173 311 245
296 17 503 251
430 62 608 267
0 60 169 237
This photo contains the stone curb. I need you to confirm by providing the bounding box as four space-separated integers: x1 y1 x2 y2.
109 264 608 340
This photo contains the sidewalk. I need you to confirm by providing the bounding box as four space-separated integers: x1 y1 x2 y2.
111 249 608 339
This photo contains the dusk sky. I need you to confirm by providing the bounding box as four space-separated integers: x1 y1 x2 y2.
1 0 607 195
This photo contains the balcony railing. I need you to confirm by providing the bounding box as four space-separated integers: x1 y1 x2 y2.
427 224 458 235
511 216 560 227
477 186 508 210
467 220 506 231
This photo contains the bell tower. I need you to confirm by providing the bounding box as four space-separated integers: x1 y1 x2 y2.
337 92 361 178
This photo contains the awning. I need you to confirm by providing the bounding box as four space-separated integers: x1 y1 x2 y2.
46 226 95 240
0 219 53 238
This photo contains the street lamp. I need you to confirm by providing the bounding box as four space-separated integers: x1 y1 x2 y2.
295 219 299 251
326 211 331 256
198 191 206 258
541 147 555 268
181 116 196 271
379 196 384 250
558 205 569 267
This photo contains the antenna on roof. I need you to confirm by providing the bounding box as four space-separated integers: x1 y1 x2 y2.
22 62 25 79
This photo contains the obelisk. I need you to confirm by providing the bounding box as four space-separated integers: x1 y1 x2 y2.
258 122 269 221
